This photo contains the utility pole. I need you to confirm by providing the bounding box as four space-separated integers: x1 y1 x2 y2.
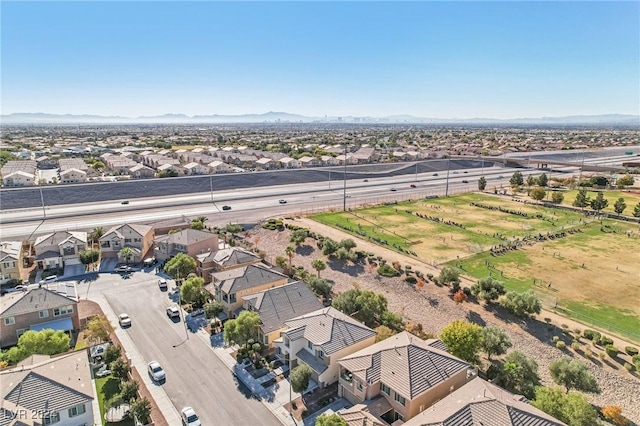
445 158 451 197
343 145 348 211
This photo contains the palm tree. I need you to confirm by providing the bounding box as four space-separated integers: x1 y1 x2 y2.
118 247 134 265
284 245 295 271
195 216 208 224
89 226 105 245
312 259 326 277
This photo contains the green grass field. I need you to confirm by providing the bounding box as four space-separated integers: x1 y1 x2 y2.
559 189 640 214
311 192 640 342
96 376 134 426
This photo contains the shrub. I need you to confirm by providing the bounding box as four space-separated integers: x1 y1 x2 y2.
624 362 633 372
392 261 401 270
599 336 614 346
571 342 580 351
624 346 638 356
583 329 601 342
573 328 581 335
601 405 630 426
426 273 434 280
632 354 640 364
605 345 619 358
377 264 399 277
405 275 417 284
585 347 592 358
462 287 471 296
556 341 566 350
598 352 606 361
453 289 467 304
552 336 560 342
405 265 412 271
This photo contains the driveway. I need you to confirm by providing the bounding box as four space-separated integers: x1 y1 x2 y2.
95 272 281 426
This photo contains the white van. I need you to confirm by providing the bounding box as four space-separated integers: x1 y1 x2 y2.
39 275 58 285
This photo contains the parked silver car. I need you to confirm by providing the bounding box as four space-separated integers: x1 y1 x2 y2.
147 361 166 383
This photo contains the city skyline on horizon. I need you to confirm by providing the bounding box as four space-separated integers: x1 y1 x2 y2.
2 2 639 119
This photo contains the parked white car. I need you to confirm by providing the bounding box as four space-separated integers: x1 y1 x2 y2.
181 407 201 426
118 313 132 328
147 361 166 383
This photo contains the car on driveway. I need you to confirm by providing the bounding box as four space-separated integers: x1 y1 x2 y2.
222 205 231 211
118 313 132 328
166 305 180 319
158 278 168 290
148 361 166 383
114 265 132 273
181 407 201 426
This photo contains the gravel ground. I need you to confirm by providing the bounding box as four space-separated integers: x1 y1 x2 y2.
249 223 640 424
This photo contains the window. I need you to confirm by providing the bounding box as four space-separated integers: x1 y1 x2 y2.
100 241 110 248
63 246 75 256
43 411 60 425
381 383 390 395
394 392 406 406
308 341 313 350
229 293 236 303
39 310 49 318
284 337 290 348
357 380 363 391
317 350 324 359
394 412 404 422
4 317 15 326
53 306 73 316
16 329 26 338
68 404 86 417
134 238 141 242
124 238 132 243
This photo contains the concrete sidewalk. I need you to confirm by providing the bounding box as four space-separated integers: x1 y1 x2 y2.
198 330 303 426
92 295 182 426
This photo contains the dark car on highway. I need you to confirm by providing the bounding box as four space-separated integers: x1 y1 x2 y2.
222 205 231 211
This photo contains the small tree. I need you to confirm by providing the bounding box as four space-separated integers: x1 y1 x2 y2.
118 247 134 264
613 197 627 214
164 252 197 281
85 315 113 344
104 344 122 364
470 277 505 302
290 364 313 394
453 289 467 304
275 255 288 270
129 398 152 424
498 351 540 399
551 191 564 204
285 245 295 270
481 326 512 361
180 276 206 306
315 413 348 426
538 173 548 187
204 301 224 319
223 311 261 346
17 329 70 357
79 248 100 265
532 387 598 426
510 171 524 188
438 267 460 292
306 276 332 301
339 238 357 250
530 186 546 202
616 174 635 188
601 405 630 426
572 189 590 209
440 320 483 364
110 358 131 381
190 219 205 230
333 289 388 328
634 202 640 218
321 238 339 256
311 259 327 277
478 176 487 191
500 291 541 317
590 192 608 212
548 358 600 394
119 380 139 402
290 229 309 246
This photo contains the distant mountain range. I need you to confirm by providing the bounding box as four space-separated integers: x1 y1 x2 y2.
1 111 639 125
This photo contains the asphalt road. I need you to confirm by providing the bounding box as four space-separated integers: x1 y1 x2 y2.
96 272 281 426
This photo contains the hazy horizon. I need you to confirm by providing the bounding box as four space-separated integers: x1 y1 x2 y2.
2 2 639 119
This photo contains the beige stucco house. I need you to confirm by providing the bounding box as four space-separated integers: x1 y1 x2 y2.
99 223 155 263
274 307 376 389
154 229 219 262
0 241 22 284
337 331 473 424
34 231 87 269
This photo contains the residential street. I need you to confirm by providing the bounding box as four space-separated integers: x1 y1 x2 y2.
83 271 282 426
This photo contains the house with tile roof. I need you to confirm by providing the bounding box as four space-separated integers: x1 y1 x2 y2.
274 307 376 389
154 229 218 262
1 241 23 284
99 223 155 263
195 247 261 284
336 331 474 424
0 288 79 348
206 263 288 318
242 281 323 348
34 231 87 270
401 377 566 426
0 350 96 426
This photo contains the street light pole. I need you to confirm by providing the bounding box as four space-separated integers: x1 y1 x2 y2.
40 187 46 219
343 145 348 211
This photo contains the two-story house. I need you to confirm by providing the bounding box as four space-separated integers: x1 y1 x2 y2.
99 223 155 263
206 263 288 318
242 281 323 348
0 241 22 284
274 307 376 389
1 350 96 426
401 377 566 426
154 229 219 262
34 231 87 270
196 247 261 284
0 288 79 348
337 331 473 424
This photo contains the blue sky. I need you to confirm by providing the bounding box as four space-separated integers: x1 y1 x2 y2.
2 1 639 118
